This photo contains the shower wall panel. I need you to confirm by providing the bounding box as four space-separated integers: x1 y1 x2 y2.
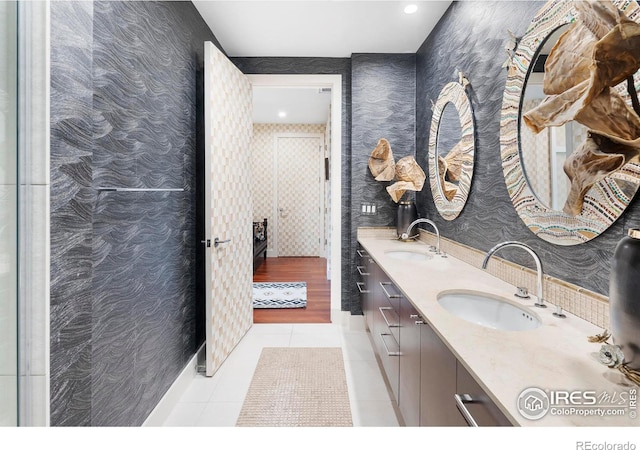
50 0 220 426
50 0 94 427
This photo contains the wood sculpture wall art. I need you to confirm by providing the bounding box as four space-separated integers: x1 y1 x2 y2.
523 0 640 216
368 139 425 202
500 0 640 245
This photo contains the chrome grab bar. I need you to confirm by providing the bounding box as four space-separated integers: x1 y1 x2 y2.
356 265 369 276
379 306 399 328
454 394 479 427
356 282 370 294
380 281 400 299
380 333 400 357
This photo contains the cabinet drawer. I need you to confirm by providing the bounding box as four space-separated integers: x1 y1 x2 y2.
378 332 400 401
455 362 512 426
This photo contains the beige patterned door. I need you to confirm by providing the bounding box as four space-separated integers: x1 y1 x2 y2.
204 42 253 377
276 134 324 257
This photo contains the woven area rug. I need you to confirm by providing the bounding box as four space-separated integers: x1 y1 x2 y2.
252 281 307 309
236 347 353 427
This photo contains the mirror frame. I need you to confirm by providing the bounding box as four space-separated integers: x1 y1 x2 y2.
499 0 640 245
428 81 475 221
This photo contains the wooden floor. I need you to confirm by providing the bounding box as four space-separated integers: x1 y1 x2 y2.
253 257 331 324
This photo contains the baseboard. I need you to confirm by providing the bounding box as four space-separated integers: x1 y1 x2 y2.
142 343 205 426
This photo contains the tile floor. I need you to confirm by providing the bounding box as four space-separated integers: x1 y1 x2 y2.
162 321 399 427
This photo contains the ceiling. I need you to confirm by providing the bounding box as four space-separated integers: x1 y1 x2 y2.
192 1 452 58
192 0 452 123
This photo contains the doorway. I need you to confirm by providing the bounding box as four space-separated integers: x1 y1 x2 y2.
248 74 342 316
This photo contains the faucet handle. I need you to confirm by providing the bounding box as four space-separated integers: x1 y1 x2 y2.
552 305 566 318
514 286 530 299
534 298 547 308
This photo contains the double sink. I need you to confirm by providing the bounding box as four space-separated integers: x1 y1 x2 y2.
384 249 541 332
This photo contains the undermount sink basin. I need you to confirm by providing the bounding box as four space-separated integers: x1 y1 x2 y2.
438 290 541 331
385 250 432 261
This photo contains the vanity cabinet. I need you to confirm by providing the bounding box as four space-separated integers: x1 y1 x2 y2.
399 297 422 426
372 269 401 402
455 362 512 426
356 242 514 427
420 320 466 426
356 245 373 331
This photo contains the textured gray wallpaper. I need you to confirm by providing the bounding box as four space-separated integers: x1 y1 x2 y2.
50 0 219 426
50 0 94 427
350 54 416 314
415 1 639 296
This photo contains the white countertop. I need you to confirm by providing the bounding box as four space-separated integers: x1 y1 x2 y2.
358 234 638 427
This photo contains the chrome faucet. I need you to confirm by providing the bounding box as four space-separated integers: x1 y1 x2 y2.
401 218 441 254
482 241 547 308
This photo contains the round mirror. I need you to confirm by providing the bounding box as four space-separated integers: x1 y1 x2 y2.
520 24 583 211
500 0 640 245
428 80 475 221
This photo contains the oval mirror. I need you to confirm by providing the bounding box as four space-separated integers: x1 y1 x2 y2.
428 80 475 221
501 0 640 245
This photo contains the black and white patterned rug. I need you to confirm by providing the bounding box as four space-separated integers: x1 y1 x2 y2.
252 282 307 309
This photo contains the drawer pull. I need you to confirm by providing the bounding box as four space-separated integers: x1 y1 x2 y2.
356 249 368 258
379 306 399 327
380 281 401 299
454 394 479 427
357 265 370 276
380 333 401 356
356 282 370 294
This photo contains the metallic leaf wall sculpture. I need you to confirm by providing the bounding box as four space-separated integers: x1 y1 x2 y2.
523 0 640 216
500 0 640 245
368 139 425 202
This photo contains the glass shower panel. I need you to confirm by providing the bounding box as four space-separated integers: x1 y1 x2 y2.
0 0 19 427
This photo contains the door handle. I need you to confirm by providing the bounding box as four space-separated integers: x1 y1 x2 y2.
214 237 231 248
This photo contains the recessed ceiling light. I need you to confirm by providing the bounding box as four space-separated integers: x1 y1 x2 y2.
404 4 418 14
278 111 287 118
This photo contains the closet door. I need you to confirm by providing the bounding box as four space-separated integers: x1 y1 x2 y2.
275 133 324 257
203 41 253 376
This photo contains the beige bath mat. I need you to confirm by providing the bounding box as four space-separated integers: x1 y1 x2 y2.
236 347 353 427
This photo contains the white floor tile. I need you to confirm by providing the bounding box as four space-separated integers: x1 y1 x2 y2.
340 331 377 361
344 359 393 402
248 323 294 335
289 332 342 348
178 375 220 403
208 364 255 402
196 402 244 427
162 402 207 427
351 400 400 427
162 322 396 427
